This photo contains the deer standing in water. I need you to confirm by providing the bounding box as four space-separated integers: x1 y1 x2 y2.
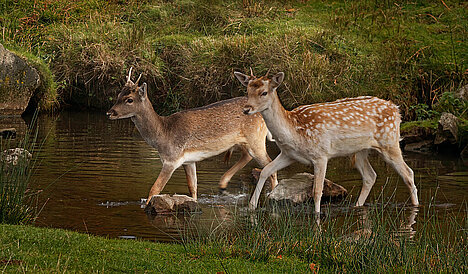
234 71 419 213
107 68 277 203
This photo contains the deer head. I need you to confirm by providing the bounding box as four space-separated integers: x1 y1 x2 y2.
107 68 148 120
234 71 284 115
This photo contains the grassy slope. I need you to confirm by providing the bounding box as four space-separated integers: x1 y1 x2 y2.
0 224 308 273
0 0 465 117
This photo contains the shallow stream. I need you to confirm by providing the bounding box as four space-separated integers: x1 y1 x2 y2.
20 111 468 241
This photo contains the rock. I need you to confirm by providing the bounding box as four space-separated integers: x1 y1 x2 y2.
1 148 32 166
434 112 459 145
403 140 434 153
455 84 468 101
267 172 348 204
0 128 16 138
0 116 27 138
0 43 40 115
145 194 200 215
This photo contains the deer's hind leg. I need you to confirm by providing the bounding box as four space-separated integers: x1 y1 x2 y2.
218 146 252 193
354 150 378 207
379 144 419 206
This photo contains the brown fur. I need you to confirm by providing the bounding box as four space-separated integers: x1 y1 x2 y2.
107 79 277 202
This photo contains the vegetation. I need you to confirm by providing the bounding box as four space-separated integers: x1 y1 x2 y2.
1 203 466 273
0 118 39 225
0 223 309 273
0 0 465 118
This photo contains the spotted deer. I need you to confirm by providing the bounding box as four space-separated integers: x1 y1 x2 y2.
234 71 419 213
107 68 277 203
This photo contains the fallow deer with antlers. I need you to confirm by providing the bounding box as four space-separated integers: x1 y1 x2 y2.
107 68 277 204
234 70 419 213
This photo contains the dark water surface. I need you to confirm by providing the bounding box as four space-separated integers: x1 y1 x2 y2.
27 111 467 241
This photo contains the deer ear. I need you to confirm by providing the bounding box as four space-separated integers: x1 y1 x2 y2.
138 83 147 99
234 72 250 87
271 72 284 88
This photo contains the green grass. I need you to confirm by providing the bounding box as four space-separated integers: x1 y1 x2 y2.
1 202 466 273
0 0 465 118
180 203 467 273
0 224 309 273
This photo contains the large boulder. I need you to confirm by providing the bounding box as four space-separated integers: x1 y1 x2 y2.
0 44 40 115
434 112 459 146
268 172 348 204
145 194 200 215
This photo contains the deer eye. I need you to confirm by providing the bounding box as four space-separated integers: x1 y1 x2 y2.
126 98 134 104
261 91 268 96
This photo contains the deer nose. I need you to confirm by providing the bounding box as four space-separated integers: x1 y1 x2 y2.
243 106 252 115
106 109 116 118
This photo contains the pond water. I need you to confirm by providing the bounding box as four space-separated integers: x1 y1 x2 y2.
22 111 468 241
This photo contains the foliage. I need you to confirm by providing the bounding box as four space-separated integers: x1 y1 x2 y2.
434 91 468 119
410 103 439 121
0 117 40 224
0 0 466 117
181 202 467 273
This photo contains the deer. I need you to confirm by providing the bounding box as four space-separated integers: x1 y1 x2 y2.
106 68 277 204
234 70 419 214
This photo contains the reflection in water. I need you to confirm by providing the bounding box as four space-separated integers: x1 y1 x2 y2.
26 111 467 241
348 206 419 240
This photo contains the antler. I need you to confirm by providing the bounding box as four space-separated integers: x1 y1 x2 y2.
135 73 142 86
264 67 271 78
250 67 254 77
127 67 133 83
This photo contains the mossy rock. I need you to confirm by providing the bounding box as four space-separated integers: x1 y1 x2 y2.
0 44 40 115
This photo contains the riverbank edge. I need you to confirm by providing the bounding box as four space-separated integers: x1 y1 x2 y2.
0 224 309 273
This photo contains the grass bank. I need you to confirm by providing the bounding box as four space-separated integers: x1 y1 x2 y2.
1 204 466 273
0 0 466 118
0 224 308 273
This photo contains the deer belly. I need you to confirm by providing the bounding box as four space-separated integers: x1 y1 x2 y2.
181 142 236 163
329 135 376 157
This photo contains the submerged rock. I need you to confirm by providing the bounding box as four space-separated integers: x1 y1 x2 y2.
0 44 40 115
145 194 200 215
268 172 348 204
1 148 32 166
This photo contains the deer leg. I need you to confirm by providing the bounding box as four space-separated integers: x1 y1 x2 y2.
312 158 328 214
247 144 278 190
379 145 419 206
355 150 377 207
219 147 252 193
183 163 198 200
146 163 177 203
249 152 294 210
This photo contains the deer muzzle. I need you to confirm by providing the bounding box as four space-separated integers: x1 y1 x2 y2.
106 109 117 119
243 105 253 115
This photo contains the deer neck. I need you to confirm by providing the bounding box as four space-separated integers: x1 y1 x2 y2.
131 102 167 149
259 93 293 143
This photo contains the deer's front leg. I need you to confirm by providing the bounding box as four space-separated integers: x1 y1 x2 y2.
183 163 197 200
146 163 177 204
249 152 294 210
